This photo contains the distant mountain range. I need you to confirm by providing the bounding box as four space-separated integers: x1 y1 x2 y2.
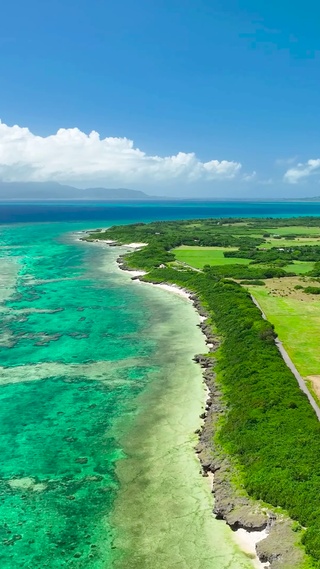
299 196 320 201
0 182 159 201
1 182 320 202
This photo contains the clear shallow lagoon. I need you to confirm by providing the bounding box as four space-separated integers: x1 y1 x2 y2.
2 200 314 568
0 220 254 569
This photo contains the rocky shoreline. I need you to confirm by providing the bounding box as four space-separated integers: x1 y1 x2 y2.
115 252 306 569
189 297 306 569
80 233 306 569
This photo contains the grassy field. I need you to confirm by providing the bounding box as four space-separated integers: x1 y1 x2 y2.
248 281 320 378
284 261 315 274
174 239 320 395
259 238 320 249
175 246 239 250
261 226 320 236
174 246 315 274
252 261 315 274
173 246 251 269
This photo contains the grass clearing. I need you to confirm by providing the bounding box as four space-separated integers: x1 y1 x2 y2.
173 246 251 269
259 237 320 249
286 261 315 274
174 247 314 274
247 279 320 377
175 246 238 251
261 226 320 236
250 261 314 275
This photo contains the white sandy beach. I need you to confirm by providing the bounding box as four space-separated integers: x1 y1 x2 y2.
144 282 192 299
233 528 269 569
122 269 147 277
118 263 192 299
123 242 148 248
80 237 269 568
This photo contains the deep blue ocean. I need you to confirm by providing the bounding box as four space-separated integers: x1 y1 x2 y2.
0 200 320 224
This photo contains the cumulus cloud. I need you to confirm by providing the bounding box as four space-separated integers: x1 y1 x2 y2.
243 170 257 182
0 121 242 186
284 159 320 184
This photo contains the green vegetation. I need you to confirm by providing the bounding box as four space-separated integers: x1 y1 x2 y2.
174 246 251 269
246 284 320 377
305 286 320 295
123 242 175 270
289 261 316 274
309 262 320 277
259 238 320 249
225 244 320 264
260 226 320 235
142 266 320 566
87 216 320 567
90 217 320 276
203 264 293 280
240 279 265 286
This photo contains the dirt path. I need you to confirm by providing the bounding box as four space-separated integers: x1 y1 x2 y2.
251 295 320 421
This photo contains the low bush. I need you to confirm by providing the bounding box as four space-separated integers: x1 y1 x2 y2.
240 279 265 286
304 286 320 295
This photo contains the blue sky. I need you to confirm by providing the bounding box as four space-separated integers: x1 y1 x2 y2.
1 0 320 197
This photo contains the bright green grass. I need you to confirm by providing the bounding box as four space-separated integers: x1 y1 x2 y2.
175 246 239 250
252 261 314 275
173 247 250 269
174 246 315 273
261 226 320 236
184 223 203 228
248 286 320 376
287 261 315 274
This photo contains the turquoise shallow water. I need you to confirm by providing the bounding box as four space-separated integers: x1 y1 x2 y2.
0 223 163 568
0 221 254 569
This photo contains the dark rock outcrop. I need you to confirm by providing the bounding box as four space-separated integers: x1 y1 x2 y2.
256 518 306 569
190 298 305 568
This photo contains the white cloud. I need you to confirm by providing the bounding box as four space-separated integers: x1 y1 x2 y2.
243 170 257 182
284 159 320 184
0 121 242 186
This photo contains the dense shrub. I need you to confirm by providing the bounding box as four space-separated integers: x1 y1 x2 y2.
304 286 320 295
240 279 265 286
124 243 175 269
225 245 320 263
203 264 293 280
308 262 320 277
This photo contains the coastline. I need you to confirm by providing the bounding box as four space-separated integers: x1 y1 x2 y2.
115 251 271 569
2 214 318 568
101 253 255 569
114 246 308 569
79 233 305 568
